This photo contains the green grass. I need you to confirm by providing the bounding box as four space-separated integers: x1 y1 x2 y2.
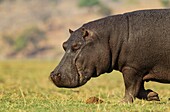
0 60 169 112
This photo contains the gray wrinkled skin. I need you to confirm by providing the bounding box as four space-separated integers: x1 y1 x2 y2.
50 9 170 103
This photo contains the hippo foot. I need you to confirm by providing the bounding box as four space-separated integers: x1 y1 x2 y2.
137 89 160 101
147 89 160 101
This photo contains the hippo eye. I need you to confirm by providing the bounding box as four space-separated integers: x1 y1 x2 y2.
62 41 68 51
71 43 81 51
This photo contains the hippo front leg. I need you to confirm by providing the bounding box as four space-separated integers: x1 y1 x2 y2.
121 66 143 103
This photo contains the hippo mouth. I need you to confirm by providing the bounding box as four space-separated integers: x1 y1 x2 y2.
77 70 88 86
76 64 91 87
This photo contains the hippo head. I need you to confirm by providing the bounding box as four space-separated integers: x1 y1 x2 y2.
50 27 112 88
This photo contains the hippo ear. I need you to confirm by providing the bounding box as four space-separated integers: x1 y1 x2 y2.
69 29 74 34
82 28 92 39
82 30 89 37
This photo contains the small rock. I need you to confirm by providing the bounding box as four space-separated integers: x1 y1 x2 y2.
86 96 104 104
168 98 170 101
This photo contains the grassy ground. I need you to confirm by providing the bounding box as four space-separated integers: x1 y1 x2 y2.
0 60 169 112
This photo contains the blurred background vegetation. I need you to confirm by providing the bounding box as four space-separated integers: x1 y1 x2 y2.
0 0 169 59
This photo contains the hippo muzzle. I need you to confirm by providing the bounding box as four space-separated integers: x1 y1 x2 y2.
50 70 79 88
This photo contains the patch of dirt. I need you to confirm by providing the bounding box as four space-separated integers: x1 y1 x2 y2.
85 96 104 104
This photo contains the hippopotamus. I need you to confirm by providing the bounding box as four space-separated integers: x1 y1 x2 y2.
50 9 170 103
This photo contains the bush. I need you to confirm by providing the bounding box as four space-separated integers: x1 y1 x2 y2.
160 0 170 7
78 0 100 7
78 0 112 16
98 4 112 16
14 26 46 52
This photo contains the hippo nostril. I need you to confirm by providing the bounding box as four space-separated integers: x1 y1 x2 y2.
56 73 61 80
50 71 56 78
56 73 61 77
52 73 61 81
50 71 62 81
